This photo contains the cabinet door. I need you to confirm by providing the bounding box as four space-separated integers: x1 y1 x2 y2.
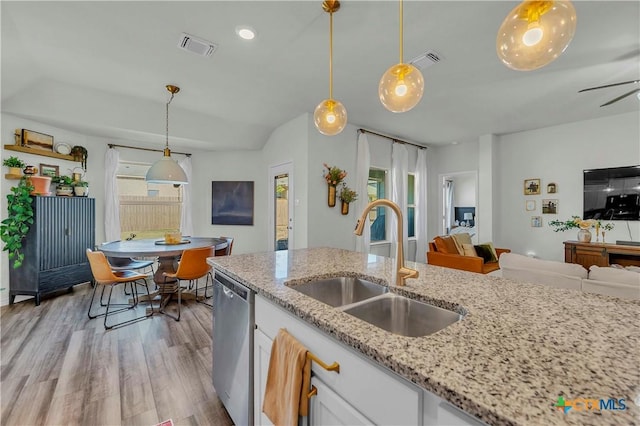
309 376 372 426
254 327 275 426
574 246 608 268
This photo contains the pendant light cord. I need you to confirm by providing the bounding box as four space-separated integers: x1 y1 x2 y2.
166 92 175 150
329 10 334 100
399 0 403 64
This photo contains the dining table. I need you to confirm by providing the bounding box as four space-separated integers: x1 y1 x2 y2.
99 237 228 307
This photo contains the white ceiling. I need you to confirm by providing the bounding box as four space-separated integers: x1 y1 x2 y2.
2 1 639 151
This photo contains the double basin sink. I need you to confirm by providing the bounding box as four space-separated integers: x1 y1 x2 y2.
288 276 462 337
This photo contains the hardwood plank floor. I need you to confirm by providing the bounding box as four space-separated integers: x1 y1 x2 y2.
0 283 234 426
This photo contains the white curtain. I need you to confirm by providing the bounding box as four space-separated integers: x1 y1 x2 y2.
354 132 371 253
179 156 194 236
414 148 428 263
390 143 408 259
104 148 121 242
445 180 455 234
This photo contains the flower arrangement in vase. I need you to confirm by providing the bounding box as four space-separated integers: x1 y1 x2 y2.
549 216 614 243
323 163 347 207
338 183 358 215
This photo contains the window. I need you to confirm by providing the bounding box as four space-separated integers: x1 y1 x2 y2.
368 168 387 242
408 173 415 238
117 161 183 240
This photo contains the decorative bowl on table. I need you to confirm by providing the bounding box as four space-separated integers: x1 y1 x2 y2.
164 231 182 244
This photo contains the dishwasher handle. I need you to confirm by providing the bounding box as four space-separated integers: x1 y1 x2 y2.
222 286 234 299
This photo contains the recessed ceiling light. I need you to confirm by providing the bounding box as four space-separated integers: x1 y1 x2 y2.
236 26 256 40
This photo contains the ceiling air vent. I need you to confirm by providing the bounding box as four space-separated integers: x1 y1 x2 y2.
177 33 217 57
409 50 442 70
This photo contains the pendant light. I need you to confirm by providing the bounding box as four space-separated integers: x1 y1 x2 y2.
497 0 577 71
314 0 347 136
378 0 424 113
146 85 189 185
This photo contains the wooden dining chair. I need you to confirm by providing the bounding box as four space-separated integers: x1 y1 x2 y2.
215 236 234 256
86 249 153 330
162 246 215 317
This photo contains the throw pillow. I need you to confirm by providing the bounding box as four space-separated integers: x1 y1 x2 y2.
451 233 472 255
480 242 499 260
434 236 458 254
474 244 497 263
462 243 478 257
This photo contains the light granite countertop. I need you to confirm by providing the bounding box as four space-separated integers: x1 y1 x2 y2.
208 248 640 425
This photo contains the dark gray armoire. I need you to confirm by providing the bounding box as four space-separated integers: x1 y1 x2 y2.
9 197 95 305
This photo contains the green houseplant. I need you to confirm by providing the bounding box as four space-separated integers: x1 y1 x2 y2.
73 180 89 197
1 177 35 268
52 175 74 196
338 183 358 215
2 156 25 177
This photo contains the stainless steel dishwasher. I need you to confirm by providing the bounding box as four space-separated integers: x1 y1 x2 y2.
212 271 255 426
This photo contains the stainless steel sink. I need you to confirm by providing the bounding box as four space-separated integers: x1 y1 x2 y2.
343 294 462 337
289 276 388 307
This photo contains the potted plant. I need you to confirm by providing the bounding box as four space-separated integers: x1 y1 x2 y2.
2 156 25 177
52 175 74 196
339 183 358 215
0 177 34 268
73 180 89 197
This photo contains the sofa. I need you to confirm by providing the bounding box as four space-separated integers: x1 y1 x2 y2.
427 234 510 274
499 253 640 300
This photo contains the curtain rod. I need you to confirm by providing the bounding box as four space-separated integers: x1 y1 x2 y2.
107 143 191 157
358 128 427 150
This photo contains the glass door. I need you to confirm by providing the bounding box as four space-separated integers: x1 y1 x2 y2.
269 162 294 251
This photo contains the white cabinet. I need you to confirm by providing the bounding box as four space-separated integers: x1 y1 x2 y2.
254 328 274 426
255 295 422 426
309 376 372 425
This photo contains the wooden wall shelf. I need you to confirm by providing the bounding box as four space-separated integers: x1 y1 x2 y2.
4 145 75 161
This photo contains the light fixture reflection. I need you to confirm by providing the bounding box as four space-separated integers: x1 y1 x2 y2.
497 0 577 71
314 0 347 136
379 0 424 113
146 85 188 185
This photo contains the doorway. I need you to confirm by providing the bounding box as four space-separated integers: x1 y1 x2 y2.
268 162 294 251
439 171 478 242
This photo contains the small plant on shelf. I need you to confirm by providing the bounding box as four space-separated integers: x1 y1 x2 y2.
0 177 35 268
52 175 74 186
2 156 26 169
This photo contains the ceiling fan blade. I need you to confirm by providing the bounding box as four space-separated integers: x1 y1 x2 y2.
600 88 640 107
579 79 639 93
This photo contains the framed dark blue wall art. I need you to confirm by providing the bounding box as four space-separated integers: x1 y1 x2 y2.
211 181 254 225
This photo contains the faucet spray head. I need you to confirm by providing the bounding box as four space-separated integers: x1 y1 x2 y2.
354 218 364 235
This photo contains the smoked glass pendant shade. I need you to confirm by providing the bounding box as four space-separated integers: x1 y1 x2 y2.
378 63 424 113
314 99 347 136
497 0 577 71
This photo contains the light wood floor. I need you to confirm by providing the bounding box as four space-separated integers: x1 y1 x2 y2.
0 283 234 426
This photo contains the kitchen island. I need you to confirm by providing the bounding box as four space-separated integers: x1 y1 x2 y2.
209 248 639 425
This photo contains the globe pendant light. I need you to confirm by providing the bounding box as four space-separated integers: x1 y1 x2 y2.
497 0 577 71
146 85 189 185
314 0 347 136
379 0 424 113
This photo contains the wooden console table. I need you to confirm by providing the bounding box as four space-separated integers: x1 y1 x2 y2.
564 240 640 269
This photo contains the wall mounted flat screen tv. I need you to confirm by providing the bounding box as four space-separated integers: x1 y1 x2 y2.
583 165 640 221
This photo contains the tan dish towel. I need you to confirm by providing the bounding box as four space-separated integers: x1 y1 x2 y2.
263 328 312 426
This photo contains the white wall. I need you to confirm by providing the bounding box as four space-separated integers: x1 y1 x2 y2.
191 150 267 255
261 113 310 250
496 111 640 261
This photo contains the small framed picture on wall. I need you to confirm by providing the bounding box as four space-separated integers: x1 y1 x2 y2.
525 200 536 211
547 182 557 193
524 178 541 195
531 216 542 227
542 199 558 214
